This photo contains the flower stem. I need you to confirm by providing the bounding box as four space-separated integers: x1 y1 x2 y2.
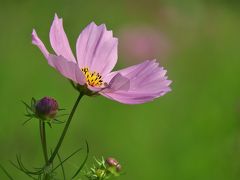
39 120 48 164
47 93 84 165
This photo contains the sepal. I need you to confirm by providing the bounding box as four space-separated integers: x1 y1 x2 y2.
22 97 67 126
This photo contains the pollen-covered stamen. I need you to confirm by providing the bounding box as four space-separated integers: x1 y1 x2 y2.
81 67 104 87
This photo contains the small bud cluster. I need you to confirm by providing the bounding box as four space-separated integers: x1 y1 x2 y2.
85 157 122 180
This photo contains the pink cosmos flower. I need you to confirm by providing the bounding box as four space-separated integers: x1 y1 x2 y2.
32 14 171 104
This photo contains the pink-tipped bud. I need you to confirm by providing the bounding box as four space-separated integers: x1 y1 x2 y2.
35 97 58 119
106 157 122 172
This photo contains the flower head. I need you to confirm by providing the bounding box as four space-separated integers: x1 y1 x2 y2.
32 14 171 104
35 96 58 119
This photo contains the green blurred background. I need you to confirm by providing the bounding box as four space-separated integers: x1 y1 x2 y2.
0 0 240 179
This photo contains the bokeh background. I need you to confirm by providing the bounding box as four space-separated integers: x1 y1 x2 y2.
0 0 240 179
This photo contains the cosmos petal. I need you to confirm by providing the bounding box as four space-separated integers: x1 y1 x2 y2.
100 60 171 104
50 14 76 62
32 29 50 61
76 22 118 76
104 73 130 92
48 54 85 85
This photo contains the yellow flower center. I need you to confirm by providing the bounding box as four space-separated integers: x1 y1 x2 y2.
81 67 103 87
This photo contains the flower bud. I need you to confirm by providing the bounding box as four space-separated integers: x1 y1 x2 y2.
106 157 122 172
35 97 58 119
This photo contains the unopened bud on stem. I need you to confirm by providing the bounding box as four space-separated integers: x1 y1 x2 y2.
35 97 58 119
106 157 122 172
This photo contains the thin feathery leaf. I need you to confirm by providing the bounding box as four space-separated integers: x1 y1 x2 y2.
24 114 33 117
47 122 52 128
52 119 65 124
33 167 42 170
16 155 42 175
57 153 66 180
0 163 14 180
21 101 33 112
22 117 33 125
10 161 37 180
55 113 69 117
16 155 30 173
72 141 89 179
31 97 36 106
25 107 32 115
51 148 83 172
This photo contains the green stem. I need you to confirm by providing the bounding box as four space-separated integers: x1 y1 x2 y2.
39 120 48 164
47 93 84 165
